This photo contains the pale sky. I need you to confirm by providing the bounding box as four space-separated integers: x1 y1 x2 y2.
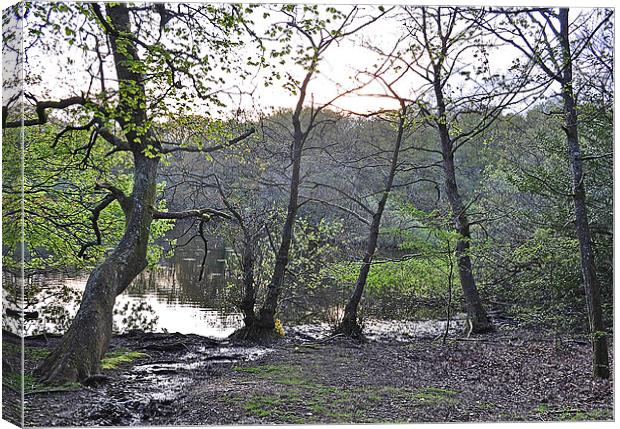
4 1 615 121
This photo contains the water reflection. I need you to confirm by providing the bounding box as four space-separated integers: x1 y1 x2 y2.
2 238 243 338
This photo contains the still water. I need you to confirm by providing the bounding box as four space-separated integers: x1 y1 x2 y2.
3 241 245 338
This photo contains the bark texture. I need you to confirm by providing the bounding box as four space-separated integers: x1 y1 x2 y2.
558 8 609 379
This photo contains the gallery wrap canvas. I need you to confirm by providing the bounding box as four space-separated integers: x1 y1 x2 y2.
1 1 614 427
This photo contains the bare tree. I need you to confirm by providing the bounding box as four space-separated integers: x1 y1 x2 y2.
482 6 612 378
396 6 538 333
232 5 389 336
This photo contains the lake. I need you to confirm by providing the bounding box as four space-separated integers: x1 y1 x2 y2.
2 240 244 338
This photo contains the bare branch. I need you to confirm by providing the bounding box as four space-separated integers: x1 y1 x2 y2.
153 207 232 220
160 127 255 154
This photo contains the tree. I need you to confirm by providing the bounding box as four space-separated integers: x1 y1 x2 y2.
237 5 387 335
336 109 412 338
3 2 253 384
331 45 423 337
394 6 538 333
480 6 612 378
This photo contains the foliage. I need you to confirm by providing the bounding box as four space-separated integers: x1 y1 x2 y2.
329 202 462 320
475 105 613 332
508 229 585 330
224 215 346 322
2 123 174 272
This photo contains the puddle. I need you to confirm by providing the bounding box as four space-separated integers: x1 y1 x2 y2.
132 345 274 378
364 318 466 342
289 318 466 343
202 346 273 361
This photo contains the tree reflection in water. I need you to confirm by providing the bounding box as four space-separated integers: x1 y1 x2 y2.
2 240 243 337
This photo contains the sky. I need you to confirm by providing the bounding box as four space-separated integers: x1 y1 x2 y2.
18 4 411 116
8 1 612 122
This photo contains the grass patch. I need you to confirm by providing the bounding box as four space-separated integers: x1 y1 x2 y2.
233 363 311 387
556 408 612 421
229 374 410 423
101 349 147 370
239 392 307 423
232 363 462 423
414 386 459 405
233 363 296 376
476 401 498 411
534 405 612 421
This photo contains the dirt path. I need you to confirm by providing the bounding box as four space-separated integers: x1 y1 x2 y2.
3 323 614 426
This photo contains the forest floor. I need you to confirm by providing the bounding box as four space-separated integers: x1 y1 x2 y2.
2 319 614 426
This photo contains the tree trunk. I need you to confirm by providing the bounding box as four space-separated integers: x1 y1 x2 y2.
239 237 257 326
35 153 158 383
255 68 313 332
433 77 492 334
338 115 406 338
337 212 381 339
35 3 159 384
257 142 302 329
558 8 609 379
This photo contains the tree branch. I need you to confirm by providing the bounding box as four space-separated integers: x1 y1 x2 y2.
94 182 132 216
153 207 232 220
160 127 255 154
3 95 86 129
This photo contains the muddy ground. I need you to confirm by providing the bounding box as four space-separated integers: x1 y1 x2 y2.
2 320 614 426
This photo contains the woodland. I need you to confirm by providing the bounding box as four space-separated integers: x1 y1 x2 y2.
1 2 615 426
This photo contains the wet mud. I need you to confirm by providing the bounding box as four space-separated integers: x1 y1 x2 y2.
2 319 614 426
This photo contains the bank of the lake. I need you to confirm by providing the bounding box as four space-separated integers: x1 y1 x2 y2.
2 320 613 426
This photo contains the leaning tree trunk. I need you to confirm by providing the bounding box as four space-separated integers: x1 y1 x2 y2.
337 212 382 338
35 3 159 384
257 141 302 330
35 153 158 383
433 79 492 334
558 8 609 379
338 115 406 338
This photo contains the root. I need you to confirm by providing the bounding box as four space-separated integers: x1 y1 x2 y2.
466 315 494 336
229 323 280 343
334 316 366 341
34 330 105 385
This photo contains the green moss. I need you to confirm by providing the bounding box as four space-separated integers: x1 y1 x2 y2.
244 396 281 417
2 342 49 361
233 363 315 387
101 349 147 369
477 401 498 411
2 371 80 394
233 363 296 375
242 392 308 422
557 408 612 421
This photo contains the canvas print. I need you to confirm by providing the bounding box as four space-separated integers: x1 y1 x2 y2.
1 1 614 426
